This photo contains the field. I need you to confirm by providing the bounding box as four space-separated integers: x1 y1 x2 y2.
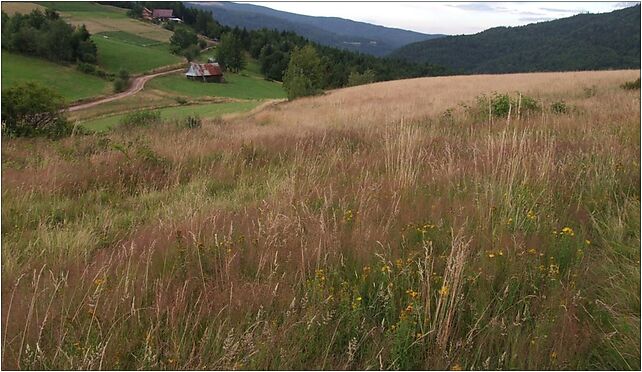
0 2 45 15
1 69 640 370
91 32 183 74
1 52 111 102
79 101 262 132
36 1 173 42
148 70 286 100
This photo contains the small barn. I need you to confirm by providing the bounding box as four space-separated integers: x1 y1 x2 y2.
185 62 224 83
152 8 174 20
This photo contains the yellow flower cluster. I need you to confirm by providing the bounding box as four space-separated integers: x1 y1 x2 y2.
439 285 449 297
315 269 326 285
560 226 575 236
362 266 371 278
381 264 392 274
527 210 537 220
406 289 419 299
343 209 354 222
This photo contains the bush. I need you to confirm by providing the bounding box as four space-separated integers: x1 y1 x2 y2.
113 78 128 93
120 110 161 128
175 96 188 105
181 115 202 129
77 62 96 74
1 82 71 138
621 78 640 90
550 100 568 114
475 92 540 119
347 69 376 87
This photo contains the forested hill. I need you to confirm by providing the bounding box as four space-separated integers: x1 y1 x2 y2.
390 5 641 74
186 1 443 56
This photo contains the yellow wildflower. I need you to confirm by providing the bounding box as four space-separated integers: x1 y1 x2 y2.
506 218 513 225
94 278 105 287
488 253 495 258
527 210 537 220
439 285 449 297
527 248 537 255
561 226 575 236
451 363 463 371
395 259 404 269
548 264 560 277
381 264 391 274
406 289 419 299
585 239 591 245
343 209 354 222
362 266 371 277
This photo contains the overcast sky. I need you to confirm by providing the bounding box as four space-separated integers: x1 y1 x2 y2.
243 1 639 34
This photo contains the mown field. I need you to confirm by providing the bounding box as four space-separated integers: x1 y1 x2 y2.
148 69 286 100
91 32 183 74
36 1 173 42
1 52 111 102
79 101 262 132
1 70 640 370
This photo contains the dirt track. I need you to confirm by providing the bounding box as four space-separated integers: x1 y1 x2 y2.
67 68 184 112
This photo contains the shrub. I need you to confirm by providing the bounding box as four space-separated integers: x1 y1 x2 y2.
1 82 71 138
175 96 188 105
113 78 128 93
475 92 540 119
347 69 376 87
621 78 640 90
77 62 96 74
120 110 161 128
182 115 202 129
550 100 568 114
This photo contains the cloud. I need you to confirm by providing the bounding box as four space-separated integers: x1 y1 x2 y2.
540 7 586 13
447 3 509 12
613 1 640 8
519 16 557 23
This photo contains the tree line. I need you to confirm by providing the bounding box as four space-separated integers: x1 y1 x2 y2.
1 9 97 64
105 1 450 91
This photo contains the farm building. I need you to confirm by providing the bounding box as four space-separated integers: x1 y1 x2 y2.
185 62 224 83
142 8 176 21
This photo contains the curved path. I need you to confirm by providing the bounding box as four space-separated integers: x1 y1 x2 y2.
67 68 184 112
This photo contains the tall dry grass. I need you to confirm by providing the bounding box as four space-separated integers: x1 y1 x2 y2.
2 69 640 369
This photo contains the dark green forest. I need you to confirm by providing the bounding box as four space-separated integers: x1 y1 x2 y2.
390 5 641 74
1 9 97 64
103 1 450 87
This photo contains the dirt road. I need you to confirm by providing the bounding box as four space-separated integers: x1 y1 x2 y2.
67 68 184 112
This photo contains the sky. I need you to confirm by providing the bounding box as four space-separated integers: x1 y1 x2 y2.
243 1 639 35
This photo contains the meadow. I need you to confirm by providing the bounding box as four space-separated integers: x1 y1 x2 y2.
36 1 173 42
1 69 639 370
1 52 111 102
148 70 287 100
91 32 183 74
79 101 262 132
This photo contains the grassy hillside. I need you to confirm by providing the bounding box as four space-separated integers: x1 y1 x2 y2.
2 69 639 369
148 66 286 100
0 2 45 15
391 5 641 73
80 101 261 131
1 52 110 102
37 1 173 42
92 32 183 74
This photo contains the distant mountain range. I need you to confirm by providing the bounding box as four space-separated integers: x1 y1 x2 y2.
186 1 444 56
390 5 641 74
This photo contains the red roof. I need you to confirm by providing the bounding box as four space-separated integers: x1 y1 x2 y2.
152 9 173 18
186 63 223 77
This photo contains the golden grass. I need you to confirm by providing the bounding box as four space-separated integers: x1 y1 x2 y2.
0 2 44 15
2 69 640 370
